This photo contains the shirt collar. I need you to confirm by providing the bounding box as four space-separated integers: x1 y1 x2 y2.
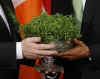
82 0 86 9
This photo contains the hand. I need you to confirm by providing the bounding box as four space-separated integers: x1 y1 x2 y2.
22 37 57 59
55 38 90 60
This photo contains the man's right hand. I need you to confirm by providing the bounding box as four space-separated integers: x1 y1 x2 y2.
22 37 57 59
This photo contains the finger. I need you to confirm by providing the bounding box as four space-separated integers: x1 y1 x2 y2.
36 55 45 59
32 43 55 49
31 55 43 59
55 47 81 57
25 55 38 59
55 54 74 60
32 49 58 56
63 56 75 60
64 55 82 60
73 38 86 47
56 53 65 56
27 37 41 43
56 52 69 56
56 49 73 56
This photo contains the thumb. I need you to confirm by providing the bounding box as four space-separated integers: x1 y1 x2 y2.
28 37 41 43
73 38 85 47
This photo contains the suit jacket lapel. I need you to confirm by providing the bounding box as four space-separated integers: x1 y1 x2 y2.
81 0 96 43
0 15 12 41
0 0 14 27
82 0 95 25
0 0 16 41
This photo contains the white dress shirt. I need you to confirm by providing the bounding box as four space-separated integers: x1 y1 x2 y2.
0 4 23 59
82 0 86 9
16 42 23 59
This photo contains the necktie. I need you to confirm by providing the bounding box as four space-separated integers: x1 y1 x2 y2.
72 0 83 25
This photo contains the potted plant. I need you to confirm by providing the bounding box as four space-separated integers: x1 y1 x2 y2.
22 12 81 79
23 12 81 52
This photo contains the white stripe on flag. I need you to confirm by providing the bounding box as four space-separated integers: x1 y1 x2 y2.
12 0 26 8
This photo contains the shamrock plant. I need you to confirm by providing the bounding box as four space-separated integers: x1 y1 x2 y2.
23 12 81 44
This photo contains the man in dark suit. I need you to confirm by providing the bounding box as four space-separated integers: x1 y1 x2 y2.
51 0 100 79
0 0 57 79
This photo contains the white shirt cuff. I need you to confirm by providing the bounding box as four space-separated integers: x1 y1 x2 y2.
16 42 23 59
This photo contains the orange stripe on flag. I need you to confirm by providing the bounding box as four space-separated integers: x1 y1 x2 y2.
13 0 42 24
12 1 42 79
19 65 41 79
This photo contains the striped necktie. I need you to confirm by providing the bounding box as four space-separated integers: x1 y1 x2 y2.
72 0 83 25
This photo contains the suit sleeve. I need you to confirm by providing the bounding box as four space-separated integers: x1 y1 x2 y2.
80 0 100 67
88 44 100 67
0 42 16 70
0 42 17 79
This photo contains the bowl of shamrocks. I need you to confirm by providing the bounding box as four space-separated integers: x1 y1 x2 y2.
23 12 81 53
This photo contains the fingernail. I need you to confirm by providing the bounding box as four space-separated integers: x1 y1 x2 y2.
36 37 41 42
50 44 56 48
51 51 58 54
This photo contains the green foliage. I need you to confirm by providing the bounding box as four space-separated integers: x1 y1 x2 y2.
23 12 81 43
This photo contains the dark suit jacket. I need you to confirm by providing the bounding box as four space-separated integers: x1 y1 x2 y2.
0 0 36 78
51 0 100 79
0 0 21 79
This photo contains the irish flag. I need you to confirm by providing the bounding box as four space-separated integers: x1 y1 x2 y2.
11 0 42 79
12 0 42 24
